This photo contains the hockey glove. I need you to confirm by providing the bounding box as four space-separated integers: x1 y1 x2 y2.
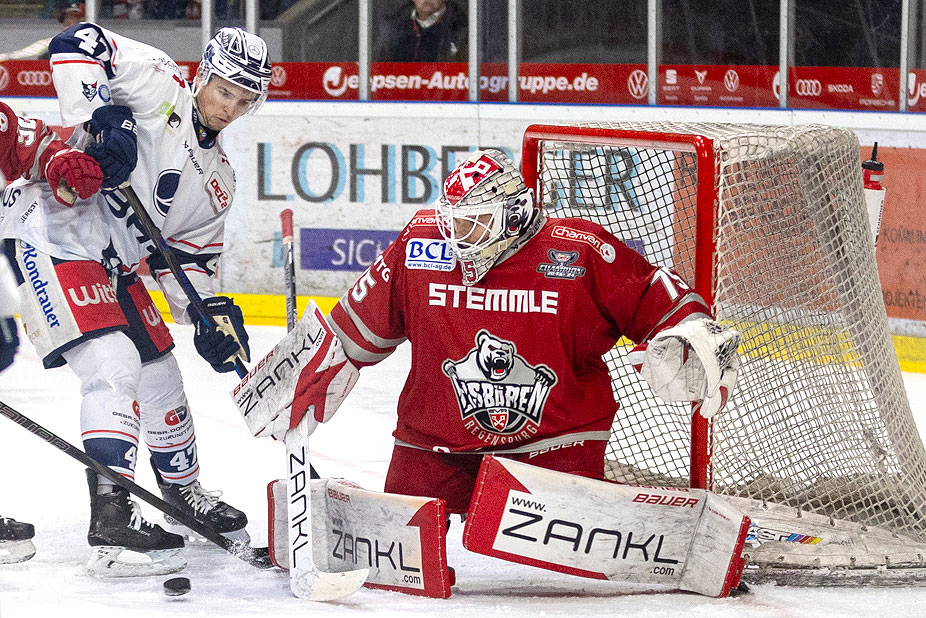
44 148 104 206
0 316 19 372
189 296 250 373
631 318 741 419
84 105 138 190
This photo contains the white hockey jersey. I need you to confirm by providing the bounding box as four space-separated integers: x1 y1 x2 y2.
0 23 235 320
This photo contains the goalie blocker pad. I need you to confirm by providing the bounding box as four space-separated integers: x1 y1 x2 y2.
268 477 453 598
463 456 749 598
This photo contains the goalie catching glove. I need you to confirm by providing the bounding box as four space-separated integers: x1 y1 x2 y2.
231 300 359 440
630 318 741 419
189 296 250 373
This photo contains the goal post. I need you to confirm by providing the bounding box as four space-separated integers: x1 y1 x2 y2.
522 122 926 582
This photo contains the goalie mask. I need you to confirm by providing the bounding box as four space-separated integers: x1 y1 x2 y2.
437 149 536 286
195 27 272 114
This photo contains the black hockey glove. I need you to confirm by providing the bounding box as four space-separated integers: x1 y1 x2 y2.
84 105 138 190
189 296 250 373
0 316 19 372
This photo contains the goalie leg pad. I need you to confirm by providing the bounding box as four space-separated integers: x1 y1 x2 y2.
268 476 453 598
464 456 749 598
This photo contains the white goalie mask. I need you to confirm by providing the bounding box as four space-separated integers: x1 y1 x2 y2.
437 149 536 285
195 27 272 114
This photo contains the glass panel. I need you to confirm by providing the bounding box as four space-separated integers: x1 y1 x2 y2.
371 0 470 101
659 0 779 107
518 0 647 104
791 0 901 110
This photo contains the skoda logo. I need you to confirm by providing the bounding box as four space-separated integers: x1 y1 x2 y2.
17 71 52 87
271 65 287 87
795 79 822 97
0 66 9 91
627 69 648 100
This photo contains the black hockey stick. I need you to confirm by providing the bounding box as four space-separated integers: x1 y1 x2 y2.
121 184 319 479
0 399 273 569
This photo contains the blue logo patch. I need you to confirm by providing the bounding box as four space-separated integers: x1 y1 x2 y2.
405 239 455 271
153 170 182 217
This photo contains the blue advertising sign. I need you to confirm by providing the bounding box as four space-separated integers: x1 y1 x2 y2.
301 228 401 271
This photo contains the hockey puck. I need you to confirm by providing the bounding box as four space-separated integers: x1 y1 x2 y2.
163 576 191 597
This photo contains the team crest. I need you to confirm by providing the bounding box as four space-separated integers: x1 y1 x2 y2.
537 249 586 280
82 81 98 102
442 330 557 445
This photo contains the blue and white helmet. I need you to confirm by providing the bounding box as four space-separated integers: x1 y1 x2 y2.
197 27 271 114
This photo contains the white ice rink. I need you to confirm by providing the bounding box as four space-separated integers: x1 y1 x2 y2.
2 321 926 617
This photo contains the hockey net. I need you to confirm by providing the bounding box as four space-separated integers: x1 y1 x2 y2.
522 122 926 584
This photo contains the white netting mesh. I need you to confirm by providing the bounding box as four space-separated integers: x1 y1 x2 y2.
529 122 926 543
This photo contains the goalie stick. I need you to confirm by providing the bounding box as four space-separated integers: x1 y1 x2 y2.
0 399 273 569
280 208 369 601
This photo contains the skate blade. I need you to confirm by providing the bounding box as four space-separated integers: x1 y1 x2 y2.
86 546 186 578
0 539 36 564
164 520 251 546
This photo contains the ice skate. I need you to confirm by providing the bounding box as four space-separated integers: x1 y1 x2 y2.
0 516 36 564
85 470 186 577
153 462 250 546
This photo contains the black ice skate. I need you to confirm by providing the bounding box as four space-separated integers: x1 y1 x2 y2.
152 460 250 545
0 516 36 564
85 469 186 577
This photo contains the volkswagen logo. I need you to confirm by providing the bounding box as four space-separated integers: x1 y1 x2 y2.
723 69 740 92
795 79 822 97
627 69 648 100
17 70 52 87
271 65 287 88
0 66 9 91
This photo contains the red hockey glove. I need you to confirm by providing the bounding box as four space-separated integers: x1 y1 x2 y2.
44 148 104 206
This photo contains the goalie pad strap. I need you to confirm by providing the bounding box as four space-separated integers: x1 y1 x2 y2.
464 456 748 598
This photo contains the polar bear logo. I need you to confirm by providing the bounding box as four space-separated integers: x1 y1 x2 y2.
476 331 515 382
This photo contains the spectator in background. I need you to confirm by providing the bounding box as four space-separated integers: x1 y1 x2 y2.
0 2 83 61
377 0 468 62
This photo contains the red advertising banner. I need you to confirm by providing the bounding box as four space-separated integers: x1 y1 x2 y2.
789 66 899 110
0 60 56 97
658 65 778 107
907 69 926 112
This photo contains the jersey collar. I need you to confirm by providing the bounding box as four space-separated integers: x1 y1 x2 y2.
191 105 220 149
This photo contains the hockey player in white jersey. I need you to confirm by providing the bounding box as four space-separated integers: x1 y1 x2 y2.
0 25 270 576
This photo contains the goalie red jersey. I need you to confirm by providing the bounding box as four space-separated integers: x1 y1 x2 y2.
329 209 710 455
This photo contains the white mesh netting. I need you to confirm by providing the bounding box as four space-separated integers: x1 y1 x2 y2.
529 122 926 545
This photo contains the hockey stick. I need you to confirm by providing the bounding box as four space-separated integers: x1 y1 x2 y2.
123 185 318 479
0 399 273 569
280 209 369 601
120 183 248 378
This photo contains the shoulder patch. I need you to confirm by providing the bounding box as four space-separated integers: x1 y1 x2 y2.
551 225 615 263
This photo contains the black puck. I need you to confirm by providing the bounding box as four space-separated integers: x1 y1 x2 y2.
163 576 191 596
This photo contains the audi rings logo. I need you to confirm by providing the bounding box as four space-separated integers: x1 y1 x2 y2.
723 69 740 92
17 70 52 87
795 79 822 97
0 66 9 91
627 69 648 100
271 65 287 88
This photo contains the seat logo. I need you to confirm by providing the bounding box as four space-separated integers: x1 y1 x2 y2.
627 69 648 99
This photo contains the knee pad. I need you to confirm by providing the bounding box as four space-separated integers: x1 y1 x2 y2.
63 332 142 478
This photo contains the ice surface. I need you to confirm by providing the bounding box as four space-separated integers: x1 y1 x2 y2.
2 322 926 617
